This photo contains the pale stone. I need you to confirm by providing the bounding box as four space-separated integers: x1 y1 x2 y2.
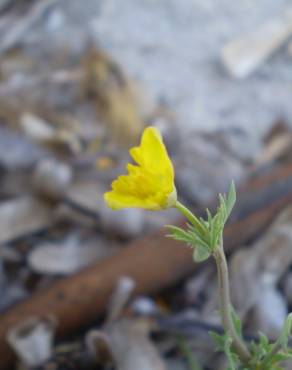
222 8 292 78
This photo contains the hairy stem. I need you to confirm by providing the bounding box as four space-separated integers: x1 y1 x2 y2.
213 241 251 364
174 200 251 364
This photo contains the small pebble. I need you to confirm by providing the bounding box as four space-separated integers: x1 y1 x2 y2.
100 206 144 238
250 284 287 339
131 296 160 315
32 158 73 200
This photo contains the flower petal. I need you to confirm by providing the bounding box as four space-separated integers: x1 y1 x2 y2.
104 191 160 210
104 126 177 211
130 127 174 178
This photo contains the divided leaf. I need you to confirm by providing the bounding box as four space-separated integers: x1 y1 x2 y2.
169 181 237 263
278 313 292 350
230 305 242 338
209 331 239 370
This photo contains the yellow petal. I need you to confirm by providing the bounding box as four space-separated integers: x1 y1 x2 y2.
104 191 160 210
104 126 176 211
130 127 174 177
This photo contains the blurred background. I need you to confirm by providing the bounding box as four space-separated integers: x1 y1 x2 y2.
1 0 292 369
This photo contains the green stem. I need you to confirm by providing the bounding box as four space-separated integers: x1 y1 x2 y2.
213 241 251 364
174 200 251 364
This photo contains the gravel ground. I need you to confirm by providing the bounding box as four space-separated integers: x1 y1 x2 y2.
88 0 292 138
21 0 292 141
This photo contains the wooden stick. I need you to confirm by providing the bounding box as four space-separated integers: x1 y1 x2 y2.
1 164 292 369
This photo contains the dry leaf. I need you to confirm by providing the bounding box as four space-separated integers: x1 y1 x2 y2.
81 49 144 147
255 134 292 167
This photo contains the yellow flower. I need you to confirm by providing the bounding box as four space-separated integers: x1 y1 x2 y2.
104 126 177 210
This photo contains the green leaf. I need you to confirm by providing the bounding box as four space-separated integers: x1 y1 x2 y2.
175 202 207 238
230 305 242 338
177 336 203 370
225 181 236 221
209 331 243 370
206 208 213 225
258 332 270 352
166 225 190 239
219 193 227 221
278 313 292 350
272 352 292 362
166 224 211 263
166 225 196 247
193 244 210 262
192 233 210 250
211 212 223 249
173 183 237 255
209 331 226 351
190 215 207 237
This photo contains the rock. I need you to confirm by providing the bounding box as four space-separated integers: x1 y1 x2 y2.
230 248 261 316
0 196 54 244
184 266 214 306
258 206 292 283
32 158 73 200
283 272 292 307
0 127 47 170
20 112 56 142
0 282 28 312
100 205 144 239
215 127 261 163
165 359 187 370
175 132 244 205
131 297 160 316
0 0 12 12
0 0 58 54
87 318 166 370
143 208 178 233
28 234 117 275
20 112 81 153
107 277 136 322
66 181 101 212
250 284 287 339
7 316 57 368
288 42 292 56
230 205 292 319
221 8 292 78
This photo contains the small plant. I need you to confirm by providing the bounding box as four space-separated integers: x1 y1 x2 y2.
104 126 292 369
